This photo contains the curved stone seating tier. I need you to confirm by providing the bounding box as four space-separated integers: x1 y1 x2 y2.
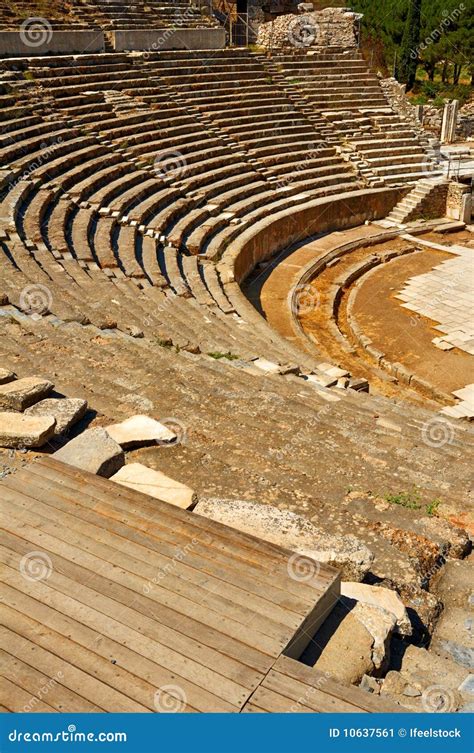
0 0 218 32
262 49 439 186
0 47 439 371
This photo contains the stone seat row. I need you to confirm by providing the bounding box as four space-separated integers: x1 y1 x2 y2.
266 50 439 186
0 47 437 373
0 118 321 367
1 227 319 372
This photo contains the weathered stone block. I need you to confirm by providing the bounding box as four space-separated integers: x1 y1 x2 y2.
0 377 54 412
0 412 56 448
194 498 373 581
105 415 176 448
110 463 196 509
0 369 15 385
53 427 124 477
25 397 88 436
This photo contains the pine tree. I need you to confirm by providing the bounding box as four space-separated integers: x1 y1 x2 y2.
398 0 422 90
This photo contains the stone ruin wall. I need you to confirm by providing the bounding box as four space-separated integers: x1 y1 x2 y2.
255 6 361 49
380 77 442 136
380 77 474 142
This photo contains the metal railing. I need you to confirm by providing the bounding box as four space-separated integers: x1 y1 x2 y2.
228 12 249 47
211 0 250 46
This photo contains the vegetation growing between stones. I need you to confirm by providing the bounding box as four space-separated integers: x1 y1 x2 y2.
385 488 443 516
207 351 239 360
385 488 422 510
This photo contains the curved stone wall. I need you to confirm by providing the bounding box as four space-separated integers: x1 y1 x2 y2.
218 187 405 285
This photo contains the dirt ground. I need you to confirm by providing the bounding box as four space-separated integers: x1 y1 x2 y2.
291 230 474 402
348 247 474 395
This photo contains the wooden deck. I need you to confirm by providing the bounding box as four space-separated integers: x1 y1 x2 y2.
243 656 402 713
0 457 343 713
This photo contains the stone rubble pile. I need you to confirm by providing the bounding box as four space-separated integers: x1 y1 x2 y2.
0 374 85 448
256 8 361 50
0 372 196 509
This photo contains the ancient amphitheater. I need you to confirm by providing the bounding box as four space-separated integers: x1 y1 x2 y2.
0 0 473 716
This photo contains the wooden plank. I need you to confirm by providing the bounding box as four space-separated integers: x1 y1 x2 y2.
240 703 268 713
273 656 403 713
30 459 337 594
0 516 281 657
242 686 315 713
0 648 103 713
0 627 150 713
0 677 56 713
18 464 336 600
262 670 364 713
0 501 294 646
2 528 273 676
2 473 319 619
0 459 345 714
0 488 304 633
1 542 264 694
37 457 336 587
284 576 340 660
1 593 229 713
0 561 249 710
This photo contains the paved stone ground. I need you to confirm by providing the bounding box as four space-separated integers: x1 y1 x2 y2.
396 243 474 356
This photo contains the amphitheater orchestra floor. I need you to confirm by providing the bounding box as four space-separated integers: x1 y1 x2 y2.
396 241 474 355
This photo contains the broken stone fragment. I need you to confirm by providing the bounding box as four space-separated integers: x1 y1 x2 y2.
0 377 54 412
341 582 412 636
194 498 373 581
25 397 87 436
105 415 177 448
110 463 196 509
53 427 124 477
380 644 471 711
0 369 15 385
431 558 474 609
305 603 376 684
0 412 56 448
349 601 396 672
